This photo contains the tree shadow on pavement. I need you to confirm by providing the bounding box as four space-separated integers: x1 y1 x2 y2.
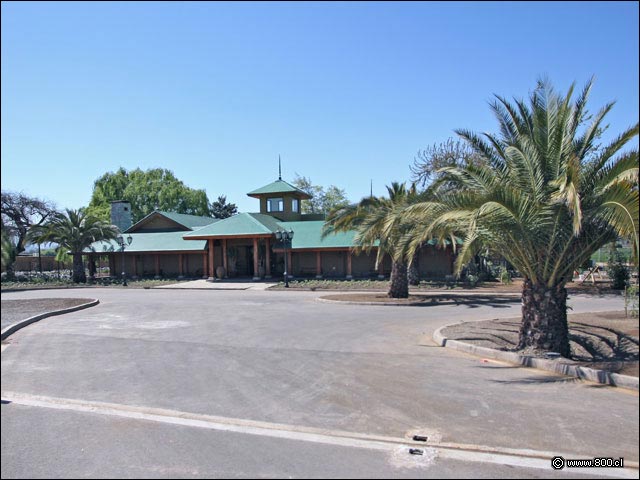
490 375 584 385
415 296 520 309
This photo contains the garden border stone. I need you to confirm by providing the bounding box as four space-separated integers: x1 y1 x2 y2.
432 323 639 391
1 299 99 341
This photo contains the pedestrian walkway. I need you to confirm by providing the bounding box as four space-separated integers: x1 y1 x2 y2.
153 279 277 291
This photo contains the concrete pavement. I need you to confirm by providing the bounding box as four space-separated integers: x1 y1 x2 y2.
153 279 277 290
1 287 637 478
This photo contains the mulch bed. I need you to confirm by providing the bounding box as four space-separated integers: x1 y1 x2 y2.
441 311 639 377
320 293 520 307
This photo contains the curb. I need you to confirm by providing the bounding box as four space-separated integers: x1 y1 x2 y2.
432 324 639 391
151 287 251 291
1 299 100 341
316 297 437 306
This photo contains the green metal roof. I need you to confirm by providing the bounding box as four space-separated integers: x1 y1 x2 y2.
279 221 357 249
126 211 218 233
86 209 456 252
273 221 452 249
184 214 368 249
86 232 207 253
246 179 312 199
183 213 285 238
158 211 219 229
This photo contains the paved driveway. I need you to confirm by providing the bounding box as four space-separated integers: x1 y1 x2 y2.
1 288 637 478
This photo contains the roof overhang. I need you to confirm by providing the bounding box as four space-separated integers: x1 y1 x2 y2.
184 233 275 241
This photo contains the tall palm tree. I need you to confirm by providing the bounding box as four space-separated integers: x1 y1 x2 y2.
28 209 119 283
401 78 638 356
323 182 420 298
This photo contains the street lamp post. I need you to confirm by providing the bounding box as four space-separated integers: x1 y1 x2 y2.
117 234 133 286
275 229 294 288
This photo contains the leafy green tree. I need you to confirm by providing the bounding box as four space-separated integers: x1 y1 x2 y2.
85 167 131 222
401 78 639 357
1 190 57 278
28 209 120 283
324 182 420 298
293 175 350 214
411 138 485 189
86 168 211 223
321 185 350 214
210 195 238 219
292 175 323 213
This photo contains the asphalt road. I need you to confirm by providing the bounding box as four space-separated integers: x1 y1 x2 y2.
1 287 637 478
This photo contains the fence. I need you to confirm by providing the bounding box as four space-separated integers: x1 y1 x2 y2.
6 255 71 272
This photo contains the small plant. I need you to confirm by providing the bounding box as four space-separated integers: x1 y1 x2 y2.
444 274 456 289
466 274 479 288
499 266 512 285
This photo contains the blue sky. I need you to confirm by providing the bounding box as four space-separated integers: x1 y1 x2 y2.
2 1 638 213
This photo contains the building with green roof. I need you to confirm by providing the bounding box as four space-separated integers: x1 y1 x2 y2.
84 205 217 279
85 175 453 281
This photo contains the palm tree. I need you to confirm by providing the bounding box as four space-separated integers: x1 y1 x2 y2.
401 78 638 357
28 209 119 283
323 182 420 298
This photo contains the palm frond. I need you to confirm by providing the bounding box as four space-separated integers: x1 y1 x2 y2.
404 78 638 287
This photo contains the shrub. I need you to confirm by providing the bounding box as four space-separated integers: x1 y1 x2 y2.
606 244 630 290
466 274 479 288
499 266 512 285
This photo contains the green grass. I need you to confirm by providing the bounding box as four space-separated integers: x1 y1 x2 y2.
0 279 77 290
0 277 180 290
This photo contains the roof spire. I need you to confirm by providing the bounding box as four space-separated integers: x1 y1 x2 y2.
278 155 282 180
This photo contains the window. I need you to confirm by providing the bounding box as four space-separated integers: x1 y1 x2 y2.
267 197 284 212
292 199 299 213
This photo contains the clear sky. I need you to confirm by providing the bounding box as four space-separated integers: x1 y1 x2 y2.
2 1 638 213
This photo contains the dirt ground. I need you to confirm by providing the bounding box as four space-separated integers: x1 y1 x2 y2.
441 311 639 377
276 277 624 293
321 293 520 306
1 298 94 330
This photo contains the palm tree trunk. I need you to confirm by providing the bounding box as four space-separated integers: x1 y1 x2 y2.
517 279 570 357
388 260 409 298
408 252 420 286
5 263 16 281
88 256 96 283
72 253 86 283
